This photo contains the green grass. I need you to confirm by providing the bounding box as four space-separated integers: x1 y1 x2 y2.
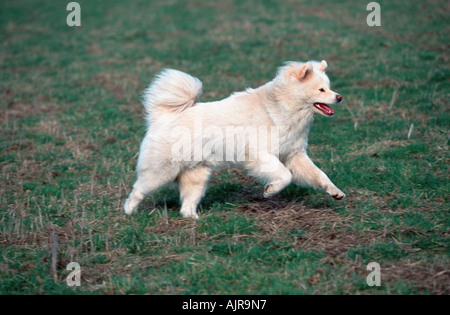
0 0 449 294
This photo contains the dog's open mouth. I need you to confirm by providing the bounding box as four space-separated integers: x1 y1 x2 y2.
314 103 334 116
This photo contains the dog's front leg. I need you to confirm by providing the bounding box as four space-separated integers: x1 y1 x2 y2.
285 152 345 200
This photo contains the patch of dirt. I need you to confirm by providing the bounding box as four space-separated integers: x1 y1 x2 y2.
0 89 62 123
382 259 450 295
209 167 259 186
236 198 449 294
346 140 412 157
86 43 103 56
237 200 382 257
85 72 142 101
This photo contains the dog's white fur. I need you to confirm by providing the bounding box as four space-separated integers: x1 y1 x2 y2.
124 60 345 219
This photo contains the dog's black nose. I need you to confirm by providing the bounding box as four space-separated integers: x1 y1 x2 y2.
336 94 342 103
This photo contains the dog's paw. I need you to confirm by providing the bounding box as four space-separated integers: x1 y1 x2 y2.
326 186 346 201
332 192 345 200
263 184 276 198
180 205 200 220
182 212 199 220
123 198 137 215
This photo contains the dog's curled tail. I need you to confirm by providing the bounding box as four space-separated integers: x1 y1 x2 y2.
142 69 202 122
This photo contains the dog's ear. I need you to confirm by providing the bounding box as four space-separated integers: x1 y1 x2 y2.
297 62 314 81
319 60 328 72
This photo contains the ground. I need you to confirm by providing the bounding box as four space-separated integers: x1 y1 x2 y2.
0 0 449 294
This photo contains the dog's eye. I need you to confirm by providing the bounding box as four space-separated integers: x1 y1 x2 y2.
319 88 325 92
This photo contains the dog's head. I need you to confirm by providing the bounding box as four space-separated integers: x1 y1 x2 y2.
275 60 342 117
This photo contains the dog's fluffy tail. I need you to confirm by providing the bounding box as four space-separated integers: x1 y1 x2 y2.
142 69 203 123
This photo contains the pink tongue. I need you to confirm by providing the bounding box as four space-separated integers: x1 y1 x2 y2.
320 104 334 115
314 103 335 116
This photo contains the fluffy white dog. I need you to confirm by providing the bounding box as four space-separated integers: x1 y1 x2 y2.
124 60 345 219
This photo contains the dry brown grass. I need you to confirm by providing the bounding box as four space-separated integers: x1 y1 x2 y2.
237 200 381 256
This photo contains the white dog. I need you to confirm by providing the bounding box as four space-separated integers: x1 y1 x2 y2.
124 60 345 219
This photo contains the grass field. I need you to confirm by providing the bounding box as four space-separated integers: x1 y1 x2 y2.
0 0 449 294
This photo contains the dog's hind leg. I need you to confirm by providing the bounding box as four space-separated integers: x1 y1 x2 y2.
124 165 179 215
177 166 211 219
247 153 293 198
